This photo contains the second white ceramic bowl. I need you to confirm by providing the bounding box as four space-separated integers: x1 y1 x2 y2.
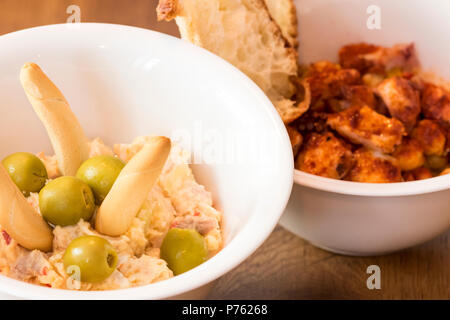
280 0 450 256
282 172 450 256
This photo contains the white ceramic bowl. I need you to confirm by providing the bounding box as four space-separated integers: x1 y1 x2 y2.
0 24 293 299
280 0 450 256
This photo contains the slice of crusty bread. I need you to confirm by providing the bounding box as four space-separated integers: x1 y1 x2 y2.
264 0 298 48
157 0 307 123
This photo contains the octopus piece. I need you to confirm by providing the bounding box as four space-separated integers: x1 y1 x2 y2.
375 43 419 71
402 171 415 182
347 148 403 183
376 77 420 130
339 43 419 74
411 167 434 180
392 137 425 171
402 167 434 181
327 105 406 154
446 129 450 155
296 132 354 179
339 43 381 73
294 110 328 133
286 125 303 157
440 168 450 176
340 84 376 109
411 119 446 156
421 82 450 125
304 61 360 109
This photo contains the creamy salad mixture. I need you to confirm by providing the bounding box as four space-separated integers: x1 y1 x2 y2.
0 63 222 291
0 137 222 290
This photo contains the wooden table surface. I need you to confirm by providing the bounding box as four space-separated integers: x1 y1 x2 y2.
1 0 448 300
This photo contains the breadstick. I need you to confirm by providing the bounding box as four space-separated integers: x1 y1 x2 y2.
20 63 89 176
0 166 53 251
95 136 171 236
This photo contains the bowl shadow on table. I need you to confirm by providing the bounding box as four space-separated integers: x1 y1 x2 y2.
208 226 450 300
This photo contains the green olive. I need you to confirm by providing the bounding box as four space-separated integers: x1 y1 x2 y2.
160 228 208 275
39 176 95 226
76 156 125 204
2 152 48 196
426 155 448 171
63 235 118 283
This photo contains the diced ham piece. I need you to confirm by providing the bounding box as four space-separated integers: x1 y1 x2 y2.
11 250 51 281
171 214 218 236
411 119 447 156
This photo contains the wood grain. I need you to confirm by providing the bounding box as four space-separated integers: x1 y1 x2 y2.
0 0 178 37
0 0 448 300
209 226 449 299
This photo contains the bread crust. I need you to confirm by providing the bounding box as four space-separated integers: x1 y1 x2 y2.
263 0 298 48
95 137 171 236
0 166 53 251
20 63 89 176
157 0 307 123
156 0 177 21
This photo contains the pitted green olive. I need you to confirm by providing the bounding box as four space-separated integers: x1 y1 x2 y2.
2 152 48 196
76 155 125 204
39 176 95 226
160 228 208 275
63 235 118 283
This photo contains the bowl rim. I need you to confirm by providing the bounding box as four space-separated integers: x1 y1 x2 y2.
294 169 450 197
0 23 294 299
